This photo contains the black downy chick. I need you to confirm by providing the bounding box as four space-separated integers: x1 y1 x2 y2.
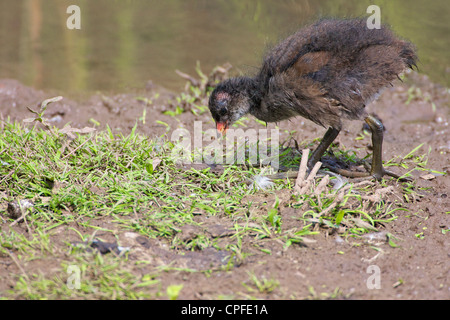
208 18 417 180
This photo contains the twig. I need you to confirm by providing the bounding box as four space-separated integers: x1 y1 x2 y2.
360 186 394 202
62 135 94 160
314 174 330 196
5 250 29 280
175 69 199 87
9 211 30 227
299 161 322 194
318 191 345 217
294 149 309 193
0 169 14 185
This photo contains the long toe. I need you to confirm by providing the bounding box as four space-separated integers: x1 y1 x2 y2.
382 168 413 181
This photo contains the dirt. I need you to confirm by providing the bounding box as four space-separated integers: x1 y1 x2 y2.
0 69 449 300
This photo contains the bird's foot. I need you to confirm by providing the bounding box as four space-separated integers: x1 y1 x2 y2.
319 161 412 182
362 161 413 182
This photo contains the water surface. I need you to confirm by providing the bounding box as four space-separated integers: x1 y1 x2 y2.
0 0 448 96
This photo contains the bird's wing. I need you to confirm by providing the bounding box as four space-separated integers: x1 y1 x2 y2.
290 51 331 76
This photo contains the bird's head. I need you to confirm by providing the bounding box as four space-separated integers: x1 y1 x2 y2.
208 77 257 134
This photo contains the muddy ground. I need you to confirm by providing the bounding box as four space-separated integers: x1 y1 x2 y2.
0 69 449 299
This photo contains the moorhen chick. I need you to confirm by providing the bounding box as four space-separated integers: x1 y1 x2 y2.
208 18 417 180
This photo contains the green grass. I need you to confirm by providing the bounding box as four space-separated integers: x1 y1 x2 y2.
0 81 441 299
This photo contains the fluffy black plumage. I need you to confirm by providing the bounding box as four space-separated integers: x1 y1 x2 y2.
208 18 417 180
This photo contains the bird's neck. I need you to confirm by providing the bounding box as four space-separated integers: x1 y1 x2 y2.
247 78 272 122
239 77 262 116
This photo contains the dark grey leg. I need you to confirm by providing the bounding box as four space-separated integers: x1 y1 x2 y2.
307 120 411 181
364 115 384 180
308 127 340 167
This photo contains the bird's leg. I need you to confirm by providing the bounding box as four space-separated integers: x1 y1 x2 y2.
308 127 340 167
365 114 384 180
320 115 387 180
306 121 410 181
309 127 371 178
307 127 367 178
364 115 411 181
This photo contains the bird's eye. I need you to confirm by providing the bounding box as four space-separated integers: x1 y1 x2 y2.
218 107 227 116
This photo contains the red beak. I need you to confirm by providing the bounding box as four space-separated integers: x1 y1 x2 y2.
216 121 228 134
